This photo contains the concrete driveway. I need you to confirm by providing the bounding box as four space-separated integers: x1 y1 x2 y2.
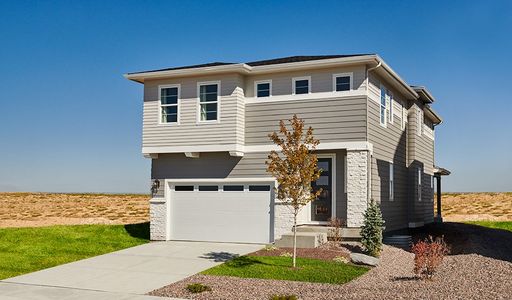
0 241 262 299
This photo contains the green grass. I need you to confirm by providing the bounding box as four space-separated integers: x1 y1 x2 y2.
0 223 149 279
202 255 368 284
466 221 512 232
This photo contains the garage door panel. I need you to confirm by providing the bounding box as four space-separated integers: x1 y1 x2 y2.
170 184 272 243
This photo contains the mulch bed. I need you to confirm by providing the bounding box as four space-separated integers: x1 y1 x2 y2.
250 242 351 261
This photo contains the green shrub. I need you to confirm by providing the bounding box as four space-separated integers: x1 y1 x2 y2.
186 283 211 293
360 199 385 257
270 295 298 300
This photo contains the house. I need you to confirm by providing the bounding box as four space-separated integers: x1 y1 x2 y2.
124 54 446 243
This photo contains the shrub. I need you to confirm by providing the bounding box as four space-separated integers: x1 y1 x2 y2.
186 283 211 293
333 256 349 264
280 252 292 258
328 217 344 242
270 295 298 300
360 199 385 257
265 244 278 251
412 236 449 279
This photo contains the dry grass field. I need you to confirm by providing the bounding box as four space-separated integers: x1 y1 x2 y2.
441 192 512 222
0 193 149 227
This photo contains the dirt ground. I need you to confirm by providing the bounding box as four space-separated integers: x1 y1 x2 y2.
0 193 149 227
440 192 512 221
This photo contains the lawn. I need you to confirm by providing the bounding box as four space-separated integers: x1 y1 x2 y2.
0 223 149 279
466 221 512 232
202 255 368 284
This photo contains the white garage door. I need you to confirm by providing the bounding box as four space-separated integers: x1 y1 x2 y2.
170 182 273 244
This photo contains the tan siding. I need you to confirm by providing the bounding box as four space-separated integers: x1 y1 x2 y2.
245 95 368 145
142 74 244 148
245 66 367 97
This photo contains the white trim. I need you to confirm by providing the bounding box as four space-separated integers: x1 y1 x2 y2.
292 76 311 95
418 166 422 202
143 153 158 159
304 153 336 224
142 141 373 155
158 84 180 125
388 90 394 124
229 151 244 157
379 84 387 128
184 152 200 158
245 90 366 104
197 81 221 124
254 80 272 98
332 72 353 92
165 177 276 184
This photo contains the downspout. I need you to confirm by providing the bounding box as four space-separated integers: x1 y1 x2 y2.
365 61 382 203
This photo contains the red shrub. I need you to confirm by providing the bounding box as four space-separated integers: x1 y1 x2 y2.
411 235 449 279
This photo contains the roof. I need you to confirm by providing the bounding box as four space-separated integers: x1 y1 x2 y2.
434 166 451 176
127 54 372 75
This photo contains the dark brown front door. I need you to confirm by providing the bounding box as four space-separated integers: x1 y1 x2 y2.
311 158 332 222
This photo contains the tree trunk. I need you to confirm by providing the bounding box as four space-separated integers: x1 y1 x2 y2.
293 212 297 268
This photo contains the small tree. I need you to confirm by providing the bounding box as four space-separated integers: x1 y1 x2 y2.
360 199 385 257
266 115 322 268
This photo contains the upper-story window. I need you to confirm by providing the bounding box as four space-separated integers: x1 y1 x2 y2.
333 73 352 91
401 101 407 130
198 82 219 122
293 76 310 95
418 167 422 201
388 91 394 124
255 80 272 98
159 85 179 123
380 86 387 127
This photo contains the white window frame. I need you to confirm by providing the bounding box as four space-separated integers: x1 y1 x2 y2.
158 84 180 125
292 76 311 95
401 101 407 130
389 162 394 201
197 81 221 124
388 90 394 124
332 72 353 92
418 167 422 202
254 80 272 98
417 107 423 136
380 85 387 127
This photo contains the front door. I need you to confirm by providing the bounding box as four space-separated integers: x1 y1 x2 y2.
311 158 332 222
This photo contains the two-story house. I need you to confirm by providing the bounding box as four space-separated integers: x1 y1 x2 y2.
125 54 445 243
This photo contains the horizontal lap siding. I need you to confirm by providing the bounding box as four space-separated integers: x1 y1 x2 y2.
245 66 367 97
143 75 244 148
245 96 367 145
367 83 408 231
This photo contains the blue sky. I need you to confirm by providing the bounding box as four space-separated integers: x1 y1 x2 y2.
0 0 511 193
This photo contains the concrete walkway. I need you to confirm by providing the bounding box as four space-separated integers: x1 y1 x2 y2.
0 241 262 299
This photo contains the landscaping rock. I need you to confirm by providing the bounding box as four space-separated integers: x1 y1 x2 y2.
350 253 379 266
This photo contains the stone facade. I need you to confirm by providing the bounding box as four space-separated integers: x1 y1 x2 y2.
274 202 295 241
346 150 369 227
149 198 168 240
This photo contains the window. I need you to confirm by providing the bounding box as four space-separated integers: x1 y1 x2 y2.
389 163 394 201
333 73 352 91
198 185 218 191
175 185 194 191
198 82 219 122
293 77 310 94
223 185 244 191
418 167 422 201
255 80 271 97
249 185 271 192
380 86 387 126
417 108 424 136
159 85 179 123
388 91 394 124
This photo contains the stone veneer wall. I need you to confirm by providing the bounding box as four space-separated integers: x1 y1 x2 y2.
149 198 168 240
346 150 369 227
274 202 295 241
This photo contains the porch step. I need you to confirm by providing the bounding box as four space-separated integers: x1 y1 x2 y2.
296 226 361 241
275 232 327 248
383 235 412 250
